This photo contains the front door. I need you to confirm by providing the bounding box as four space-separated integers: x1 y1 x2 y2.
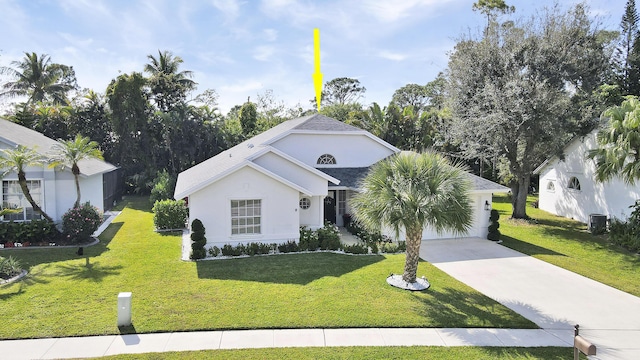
324 192 336 224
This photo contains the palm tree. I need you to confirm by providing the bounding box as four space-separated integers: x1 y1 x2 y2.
144 50 196 111
350 151 473 285
49 134 104 208
0 52 77 105
588 96 640 184
0 145 54 223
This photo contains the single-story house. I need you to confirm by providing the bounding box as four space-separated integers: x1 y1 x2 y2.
174 114 509 246
0 118 121 222
535 129 640 224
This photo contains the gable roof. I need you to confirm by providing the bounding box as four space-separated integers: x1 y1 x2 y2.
0 118 117 177
174 114 358 198
533 129 597 175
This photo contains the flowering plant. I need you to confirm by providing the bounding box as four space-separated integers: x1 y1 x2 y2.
62 202 103 243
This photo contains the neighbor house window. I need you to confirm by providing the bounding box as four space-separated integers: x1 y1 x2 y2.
317 154 336 165
2 180 42 221
231 199 261 235
299 197 311 210
546 181 555 192
337 190 346 216
567 177 581 191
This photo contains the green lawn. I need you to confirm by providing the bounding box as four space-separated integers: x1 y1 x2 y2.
92 346 576 360
0 197 535 339
495 194 640 297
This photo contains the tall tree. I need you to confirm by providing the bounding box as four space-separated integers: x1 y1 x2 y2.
314 77 366 106
615 0 640 96
588 96 640 184
0 145 54 223
144 50 196 112
0 52 77 105
49 134 104 208
391 84 430 113
351 152 472 284
472 0 515 27
447 4 609 218
239 100 258 136
106 72 152 174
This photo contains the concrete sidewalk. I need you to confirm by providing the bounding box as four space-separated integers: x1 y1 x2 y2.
0 328 571 360
421 238 640 360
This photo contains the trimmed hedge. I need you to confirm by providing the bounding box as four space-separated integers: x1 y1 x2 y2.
152 199 187 230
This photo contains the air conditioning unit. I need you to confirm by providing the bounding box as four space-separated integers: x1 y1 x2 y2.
588 214 607 234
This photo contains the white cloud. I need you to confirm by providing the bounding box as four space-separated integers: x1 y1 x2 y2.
211 0 242 21
253 45 275 61
378 50 407 61
58 33 94 47
360 0 450 23
263 28 278 41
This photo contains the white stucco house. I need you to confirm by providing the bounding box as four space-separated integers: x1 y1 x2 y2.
174 114 509 246
535 129 640 224
0 118 121 222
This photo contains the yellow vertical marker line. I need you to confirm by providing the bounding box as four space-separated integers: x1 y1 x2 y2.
312 28 323 112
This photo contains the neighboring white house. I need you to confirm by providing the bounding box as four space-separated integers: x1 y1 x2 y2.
0 118 120 222
174 114 509 246
535 129 640 224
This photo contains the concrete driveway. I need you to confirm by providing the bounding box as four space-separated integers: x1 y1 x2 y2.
420 238 640 360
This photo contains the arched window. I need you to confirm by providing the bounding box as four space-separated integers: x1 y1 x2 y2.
568 177 581 191
299 197 311 210
546 181 555 192
317 154 336 165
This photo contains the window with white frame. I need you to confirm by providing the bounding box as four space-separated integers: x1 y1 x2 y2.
337 190 346 216
567 177 581 191
2 180 43 221
299 197 311 210
317 154 336 165
546 181 555 192
231 199 261 235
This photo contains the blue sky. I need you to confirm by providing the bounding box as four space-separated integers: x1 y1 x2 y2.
0 0 626 114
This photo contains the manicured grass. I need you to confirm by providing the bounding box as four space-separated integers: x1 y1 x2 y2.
86 346 576 360
0 197 535 339
495 195 640 297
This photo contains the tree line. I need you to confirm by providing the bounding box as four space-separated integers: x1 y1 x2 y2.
1 1 639 219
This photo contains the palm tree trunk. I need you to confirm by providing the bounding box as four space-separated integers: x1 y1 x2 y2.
18 171 54 223
402 227 423 283
73 164 81 208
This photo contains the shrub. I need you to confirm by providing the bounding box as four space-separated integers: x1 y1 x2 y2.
153 199 187 230
487 209 501 242
342 243 369 254
0 220 59 245
221 244 244 256
609 217 640 252
0 256 22 279
318 222 341 250
278 240 299 253
208 246 221 257
397 241 406 252
62 203 103 244
190 218 207 260
380 242 399 253
299 226 319 251
150 170 176 204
